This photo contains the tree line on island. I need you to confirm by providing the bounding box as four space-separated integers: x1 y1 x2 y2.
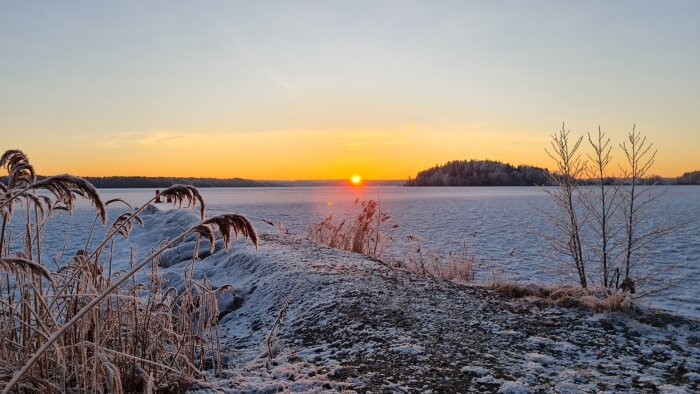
405 160 551 186
676 170 700 185
405 159 700 186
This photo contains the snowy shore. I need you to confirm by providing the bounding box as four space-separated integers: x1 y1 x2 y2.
126 209 700 393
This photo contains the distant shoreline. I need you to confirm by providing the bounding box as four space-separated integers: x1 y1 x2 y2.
3 175 697 189
0 175 405 188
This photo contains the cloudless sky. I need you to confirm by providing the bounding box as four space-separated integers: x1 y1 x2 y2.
1 1 698 179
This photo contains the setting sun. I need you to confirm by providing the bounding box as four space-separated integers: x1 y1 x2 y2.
351 175 362 185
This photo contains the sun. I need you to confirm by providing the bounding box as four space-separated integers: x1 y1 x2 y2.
350 174 362 185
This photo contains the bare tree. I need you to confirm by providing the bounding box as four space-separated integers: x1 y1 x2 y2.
617 125 673 293
543 123 589 288
584 127 621 288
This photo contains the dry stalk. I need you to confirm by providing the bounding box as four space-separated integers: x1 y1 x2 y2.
266 283 299 361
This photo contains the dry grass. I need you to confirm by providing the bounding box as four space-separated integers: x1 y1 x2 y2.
401 235 481 283
308 199 396 259
309 200 482 284
0 150 257 393
266 283 299 361
489 281 638 313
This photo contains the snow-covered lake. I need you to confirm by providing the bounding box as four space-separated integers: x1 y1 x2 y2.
31 186 700 318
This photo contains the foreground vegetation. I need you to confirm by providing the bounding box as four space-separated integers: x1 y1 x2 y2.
0 150 257 393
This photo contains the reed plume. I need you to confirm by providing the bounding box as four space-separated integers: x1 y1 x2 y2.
29 175 106 224
0 150 36 189
201 214 258 251
111 212 145 240
159 184 206 219
0 257 53 283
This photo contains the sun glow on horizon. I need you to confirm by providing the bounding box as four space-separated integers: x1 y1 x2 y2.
351 175 362 185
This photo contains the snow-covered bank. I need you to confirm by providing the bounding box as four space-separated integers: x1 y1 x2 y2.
131 209 699 393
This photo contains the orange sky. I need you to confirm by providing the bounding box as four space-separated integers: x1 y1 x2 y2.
6 124 695 180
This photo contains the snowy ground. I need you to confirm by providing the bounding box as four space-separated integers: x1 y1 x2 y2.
121 209 700 393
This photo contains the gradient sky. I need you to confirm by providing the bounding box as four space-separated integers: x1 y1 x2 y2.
1 1 699 179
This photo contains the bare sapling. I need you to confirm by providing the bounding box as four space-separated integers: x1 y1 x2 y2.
543 123 589 288
539 124 681 301
583 127 622 288
617 126 676 294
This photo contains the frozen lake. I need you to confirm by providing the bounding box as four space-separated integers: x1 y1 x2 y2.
29 186 700 318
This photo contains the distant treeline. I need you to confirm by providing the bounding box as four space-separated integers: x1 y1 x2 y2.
0 175 279 188
76 177 404 188
405 160 551 186
676 170 700 185
0 175 406 188
83 176 283 188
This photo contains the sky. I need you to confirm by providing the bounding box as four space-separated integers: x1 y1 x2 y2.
1 1 699 180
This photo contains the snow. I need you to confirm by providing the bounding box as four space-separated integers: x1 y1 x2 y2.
460 366 489 375
498 381 533 394
390 344 425 355
686 372 700 382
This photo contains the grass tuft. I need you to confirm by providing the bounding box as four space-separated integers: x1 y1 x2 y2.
490 281 638 313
